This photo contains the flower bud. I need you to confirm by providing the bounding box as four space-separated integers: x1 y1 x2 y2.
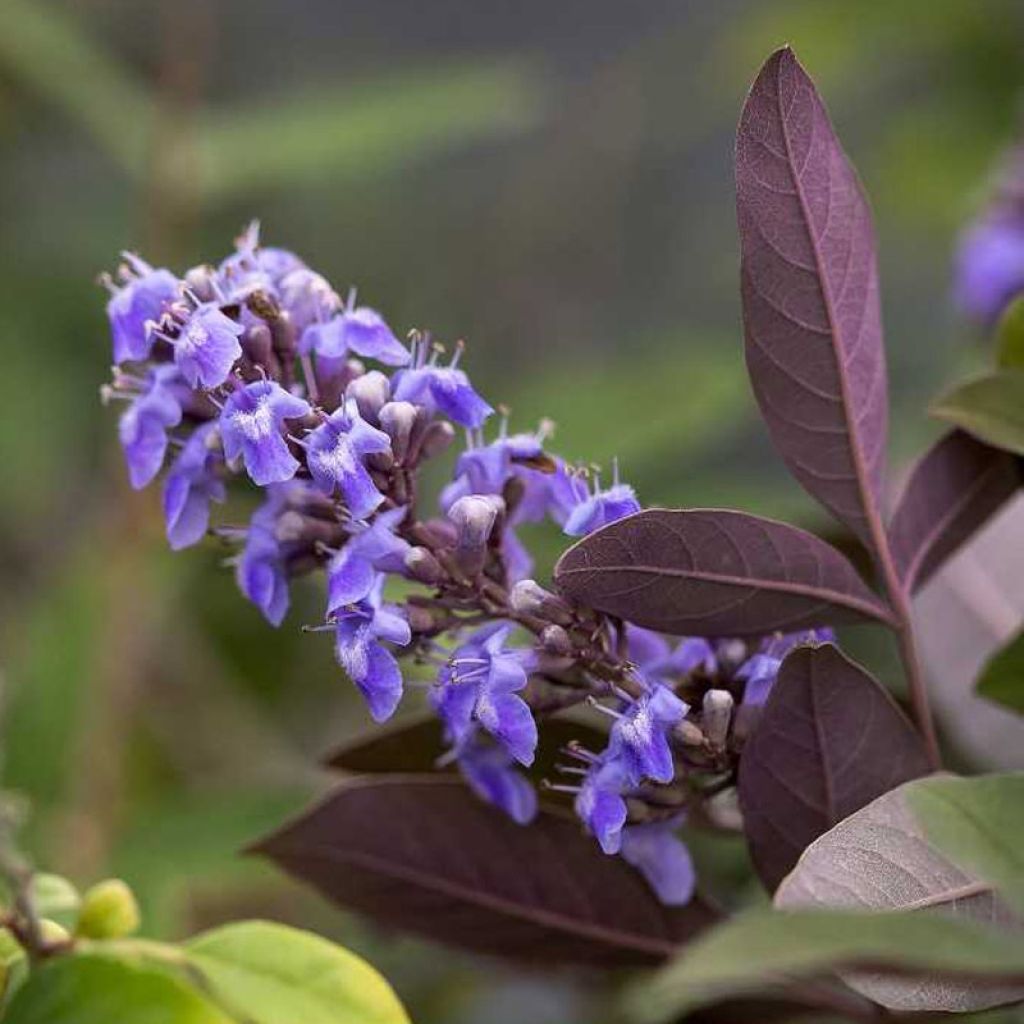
416 420 456 461
404 546 445 585
183 263 219 303
448 495 503 576
345 370 390 425
510 579 573 625
241 322 274 367
539 623 572 657
75 879 140 940
405 604 439 633
702 689 734 748
673 719 706 748
39 919 72 947
378 401 419 463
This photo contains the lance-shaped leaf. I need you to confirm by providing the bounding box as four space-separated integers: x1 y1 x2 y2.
737 644 930 890
932 368 1024 457
736 47 889 550
253 774 718 967
554 509 892 637
888 430 1021 593
775 775 1024 1013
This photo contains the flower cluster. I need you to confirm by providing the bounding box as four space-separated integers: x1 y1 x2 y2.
101 224 834 906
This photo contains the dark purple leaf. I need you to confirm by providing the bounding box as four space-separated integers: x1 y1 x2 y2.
553 509 893 637
736 47 889 551
253 774 718 966
889 430 1021 593
737 643 931 891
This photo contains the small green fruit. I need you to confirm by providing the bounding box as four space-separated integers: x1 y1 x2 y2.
75 879 140 940
38 919 72 945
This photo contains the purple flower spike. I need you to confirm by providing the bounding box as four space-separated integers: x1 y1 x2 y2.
954 217 1024 323
334 576 411 722
619 820 695 905
457 737 538 825
737 628 835 706
106 255 179 364
575 756 631 855
118 365 185 490
236 491 291 626
170 304 244 389
609 685 688 785
220 380 311 486
392 339 492 428
326 506 411 613
433 623 537 766
304 400 392 518
162 422 226 550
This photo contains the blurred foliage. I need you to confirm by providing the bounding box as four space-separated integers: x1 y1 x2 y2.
1 1 1024 1022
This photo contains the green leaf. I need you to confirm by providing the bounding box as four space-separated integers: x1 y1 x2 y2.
185 920 410 1024
932 369 1024 456
29 874 80 927
909 773 1024 913
977 629 1024 714
5 952 236 1024
997 296 1024 369
625 909 1024 1024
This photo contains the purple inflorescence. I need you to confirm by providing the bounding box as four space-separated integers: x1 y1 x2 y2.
100 222 840 906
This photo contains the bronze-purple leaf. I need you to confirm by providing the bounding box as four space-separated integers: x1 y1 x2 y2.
736 47 889 552
889 429 1022 594
253 774 718 966
737 643 931 891
553 509 893 637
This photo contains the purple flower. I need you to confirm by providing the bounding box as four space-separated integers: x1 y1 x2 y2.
433 623 537 765
575 756 631 855
334 575 411 722
619 820 695 905
301 293 409 366
326 506 410 613
562 464 641 536
626 627 718 683
106 255 179 364
278 267 340 335
303 400 391 518
392 339 492 428
168 304 244 389
220 381 311 486
162 422 226 550
118 365 185 489
236 490 292 626
457 737 537 825
954 217 1024 323
608 685 688 785
218 222 305 300
737 628 835 706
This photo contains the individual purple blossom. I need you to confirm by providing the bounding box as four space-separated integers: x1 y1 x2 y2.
954 216 1024 323
456 737 537 826
433 623 537 766
303 400 391 518
574 755 631 855
278 267 340 336
334 575 411 722
326 506 411 613
619 819 695 906
163 304 245 390
392 338 493 428
117 365 185 489
558 462 641 537
737 628 835 706
625 627 718 683
300 290 410 366
217 221 305 300
162 422 226 550
236 489 292 626
220 380 311 486
106 254 179 364
606 684 688 785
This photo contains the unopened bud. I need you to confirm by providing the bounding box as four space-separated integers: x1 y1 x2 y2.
346 370 390 424
510 579 573 625
274 510 341 547
183 264 219 303
673 719 706 747
702 689 734 748
540 623 572 657
405 604 439 633
404 546 444 586
241 322 274 367
75 879 140 940
417 420 456 461
39 919 72 946
378 401 418 462
448 495 503 576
